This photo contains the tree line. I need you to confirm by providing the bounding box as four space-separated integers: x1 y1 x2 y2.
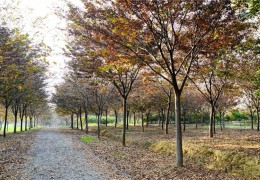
0 25 48 137
53 0 259 167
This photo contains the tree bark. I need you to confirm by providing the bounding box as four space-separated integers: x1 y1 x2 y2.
183 112 186 132
122 97 127 146
166 94 171 134
29 116 32 129
250 109 254 130
97 113 101 139
257 108 259 131
141 112 144 132
209 105 215 138
85 109 88 133
133 112 136 126
3 104 9 137
175 92 183 167
114 110 118 128
79 108 83 131
14 109 18 133
127 110 129 130
161 109 165 130
76 113 79 130
25 114 28 131
71 114 74 129
146 112 149 127
105 109 108 127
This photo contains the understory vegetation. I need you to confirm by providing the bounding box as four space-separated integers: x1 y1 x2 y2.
79 125 259 179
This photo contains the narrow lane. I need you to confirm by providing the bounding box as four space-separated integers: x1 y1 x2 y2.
21 128 109 180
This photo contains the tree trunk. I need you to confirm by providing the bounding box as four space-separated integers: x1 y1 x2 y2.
25 114 28 131
183 112 186 132
127 110 129 130
161 109 165 130
257 108 259 131
122 97 127 146
175 92 183 167
250 109 254 130
195 113 198 129
166 94 171 134
19 107 25 132
85 109 88 133
14 110 18 133
34 116 36 127
71 114 74 129
3 104 9 137
141 112 144 132
29 116 33 129
133 112 136 126
213 112 216 134
105 109 108 127
219 111 223 131
114 110 118 128
146 112 149 127
97 113 101 139
209 105 215 138
76 113 79 130
79 108 83 131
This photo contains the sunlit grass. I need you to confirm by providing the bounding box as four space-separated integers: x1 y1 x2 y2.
81 135 98 143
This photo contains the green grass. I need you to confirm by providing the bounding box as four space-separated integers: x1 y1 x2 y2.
0 125 41 135
81 136 98 143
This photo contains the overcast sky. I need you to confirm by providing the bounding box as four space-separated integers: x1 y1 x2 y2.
0 0 83 95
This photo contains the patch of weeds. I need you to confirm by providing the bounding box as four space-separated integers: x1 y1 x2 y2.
149 141 175 156
112 151 127 158
81 136 98 143
100 129 109 137
184 144 260 179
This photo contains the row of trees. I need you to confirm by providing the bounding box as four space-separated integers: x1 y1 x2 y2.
0 25 48 137
53 0 259 167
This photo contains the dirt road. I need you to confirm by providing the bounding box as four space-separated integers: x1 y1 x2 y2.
21 128 129 180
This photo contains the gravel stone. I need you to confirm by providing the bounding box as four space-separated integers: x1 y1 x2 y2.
21 128 111 180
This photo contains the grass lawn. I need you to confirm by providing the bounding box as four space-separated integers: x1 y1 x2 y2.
0 124 41 136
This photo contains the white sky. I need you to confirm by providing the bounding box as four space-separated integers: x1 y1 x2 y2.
0 0 83 95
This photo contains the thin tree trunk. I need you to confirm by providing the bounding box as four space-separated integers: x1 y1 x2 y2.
161 109 165 130
141 112 144 132
146 112 149 127
71 114 74 129
175 92 183 167
3 104 9 137
79 108 83 131
219 111 223 131
257 108 259 131
85 109 88 133
97 113 101 139
250 109 254 130
133 112 136 126
76 113 79 130
209 105 214 138
166 94 171 134
127 110 129 130
105 109 108 127
29 117 33 129
195 113 198 129
14 110 18 133
25 114 28 131
122 97 127 146
213 112 216 134
114 110 118 128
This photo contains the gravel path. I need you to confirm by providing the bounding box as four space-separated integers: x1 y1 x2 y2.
21 128 119 180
